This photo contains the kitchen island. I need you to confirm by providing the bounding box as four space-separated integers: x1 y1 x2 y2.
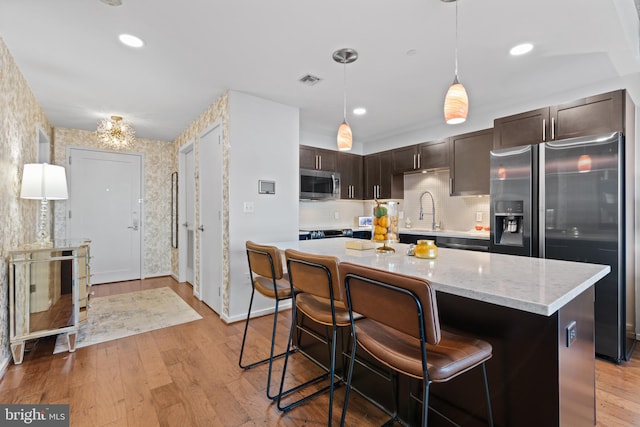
266 237 610 427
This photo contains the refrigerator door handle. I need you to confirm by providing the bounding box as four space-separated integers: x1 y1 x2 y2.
538 143 546 258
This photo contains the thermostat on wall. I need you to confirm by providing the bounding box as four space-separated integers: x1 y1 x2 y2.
258 180 275 195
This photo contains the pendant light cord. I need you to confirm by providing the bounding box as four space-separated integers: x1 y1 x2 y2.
454 0 459 78
343 58 348 121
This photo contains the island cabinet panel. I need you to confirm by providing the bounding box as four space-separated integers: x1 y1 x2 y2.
337 151 363 199
449 128 493 196
299 145 337 171
364 151 403 200
493 89 624 149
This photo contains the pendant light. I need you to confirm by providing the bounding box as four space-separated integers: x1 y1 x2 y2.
333 48 358 151
443 0 468 124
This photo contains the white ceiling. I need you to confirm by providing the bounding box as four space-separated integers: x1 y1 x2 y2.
1 0 639 147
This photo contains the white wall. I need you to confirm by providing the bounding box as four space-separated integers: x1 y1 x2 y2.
227 91 300 321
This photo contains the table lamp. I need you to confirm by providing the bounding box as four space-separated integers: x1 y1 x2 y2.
20 163 68 247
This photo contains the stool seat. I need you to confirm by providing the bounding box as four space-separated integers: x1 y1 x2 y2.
355 319 492 381
296 294 351 327
254 274 291 299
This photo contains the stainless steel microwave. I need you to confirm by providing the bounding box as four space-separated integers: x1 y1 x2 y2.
299 169 340 200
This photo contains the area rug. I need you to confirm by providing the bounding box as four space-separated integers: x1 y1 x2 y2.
54 287 202 354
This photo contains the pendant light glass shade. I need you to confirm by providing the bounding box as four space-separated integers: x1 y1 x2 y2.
337 120 353 151
444 76 468 124
333 48 358 151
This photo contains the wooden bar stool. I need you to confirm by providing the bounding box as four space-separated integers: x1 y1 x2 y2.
339 262 494 427
277 249 351 426
239 241 293 400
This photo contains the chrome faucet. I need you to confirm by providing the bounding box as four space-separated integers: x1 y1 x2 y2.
419 191 437 231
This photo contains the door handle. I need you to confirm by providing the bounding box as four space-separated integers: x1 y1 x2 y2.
127 225 139 231
198 225 205 231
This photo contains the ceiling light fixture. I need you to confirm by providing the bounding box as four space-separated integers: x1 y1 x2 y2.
443 0 469 125
333 48 358 151
353 107 366 115
510 43 534 56
118 33 144 48
96 115 136 149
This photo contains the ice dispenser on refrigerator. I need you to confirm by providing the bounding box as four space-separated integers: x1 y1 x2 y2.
493 200 525 247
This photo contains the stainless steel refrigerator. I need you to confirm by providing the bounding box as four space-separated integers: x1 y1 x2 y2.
489 132 635 362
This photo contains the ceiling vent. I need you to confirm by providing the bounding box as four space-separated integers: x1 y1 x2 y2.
299 74 322 86
100 0 123 6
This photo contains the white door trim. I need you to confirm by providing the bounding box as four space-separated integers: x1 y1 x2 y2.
178 139 195 286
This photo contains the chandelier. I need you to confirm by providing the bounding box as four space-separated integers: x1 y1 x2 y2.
96 115 136 148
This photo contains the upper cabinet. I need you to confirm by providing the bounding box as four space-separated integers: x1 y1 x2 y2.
364 151 403 200
493 90 624 149
449 128 493 196
392 140 449 173
300 145 337 171
337 151 363 200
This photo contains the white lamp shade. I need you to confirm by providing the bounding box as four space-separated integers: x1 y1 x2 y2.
20 163 68 200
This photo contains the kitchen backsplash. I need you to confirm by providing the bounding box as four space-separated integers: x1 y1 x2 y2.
299 169 490 231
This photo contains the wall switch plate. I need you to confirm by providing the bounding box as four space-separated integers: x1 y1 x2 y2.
243 202 254 213
334 211 340 220
566 321 577 347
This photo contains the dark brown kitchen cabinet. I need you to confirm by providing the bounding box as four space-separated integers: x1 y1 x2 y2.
337 151 363 199
364 151 403 200
418 139 449 170
392 145 420 173
299 145 337 171
493 108 549 149
392 140 449 173
550 90 624 140
450 128 493 196
493 90 624 149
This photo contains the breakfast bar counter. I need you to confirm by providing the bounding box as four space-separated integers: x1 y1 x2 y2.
265 237 610 426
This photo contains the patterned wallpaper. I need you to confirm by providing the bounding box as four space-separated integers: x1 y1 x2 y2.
52 128 173 279
0 38 53 370
171 93 230 315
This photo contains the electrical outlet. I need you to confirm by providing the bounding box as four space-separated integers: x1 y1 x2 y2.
334 211 340 220
243 202 254 213
476 211 483 222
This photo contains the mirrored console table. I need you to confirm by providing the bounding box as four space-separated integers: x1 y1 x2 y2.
8 239 91 364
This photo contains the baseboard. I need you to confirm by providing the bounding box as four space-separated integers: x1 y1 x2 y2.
222 300 292 324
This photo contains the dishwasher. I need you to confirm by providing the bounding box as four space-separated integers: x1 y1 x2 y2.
436 236 489 252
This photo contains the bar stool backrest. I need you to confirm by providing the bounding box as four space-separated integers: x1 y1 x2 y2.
339 262 441 345
285 249 342 301
246 241 284 280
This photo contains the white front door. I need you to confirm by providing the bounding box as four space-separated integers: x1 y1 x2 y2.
198 124 223 314
67 148 142 284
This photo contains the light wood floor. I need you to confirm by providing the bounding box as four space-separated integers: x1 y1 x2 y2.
1 276 639 426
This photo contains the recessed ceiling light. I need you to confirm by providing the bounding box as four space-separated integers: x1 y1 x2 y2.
118 34 144 48
510 43 533 56
353 107 366 115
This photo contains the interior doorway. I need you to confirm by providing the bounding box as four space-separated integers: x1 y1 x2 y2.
198 123 223 314
67 148 143 284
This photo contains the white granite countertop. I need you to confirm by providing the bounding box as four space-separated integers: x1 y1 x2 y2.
263 237 610 317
